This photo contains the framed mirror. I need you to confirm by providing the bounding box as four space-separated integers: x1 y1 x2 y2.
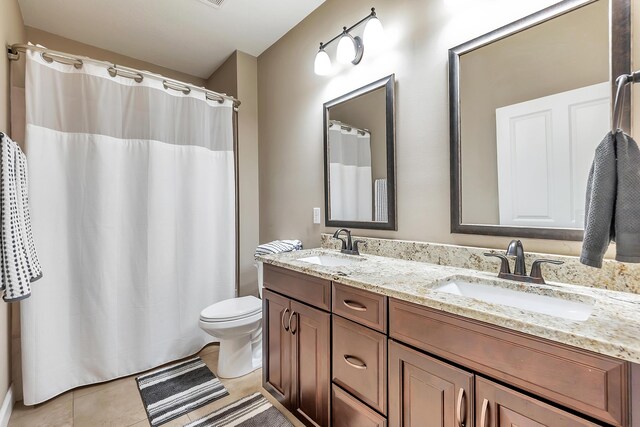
450 0 630 240
324 74 396 230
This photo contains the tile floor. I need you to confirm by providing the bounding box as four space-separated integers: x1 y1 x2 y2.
8 344 305 427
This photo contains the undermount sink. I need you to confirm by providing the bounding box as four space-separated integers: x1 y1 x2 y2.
298 254 361 267
435 279 594 321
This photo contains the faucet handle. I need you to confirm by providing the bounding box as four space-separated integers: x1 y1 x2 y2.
530 259 563 284
352 239 367 254
484 253 511 275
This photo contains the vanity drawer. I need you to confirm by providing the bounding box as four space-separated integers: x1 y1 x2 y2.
332 283 387 332
263 264 331 311
332 315 387 414
389 299 627 426
332 384 387 427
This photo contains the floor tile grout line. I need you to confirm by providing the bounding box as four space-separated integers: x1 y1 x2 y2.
9 349 221 427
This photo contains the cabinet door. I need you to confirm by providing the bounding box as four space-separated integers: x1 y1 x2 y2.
291 300 331 427
475 377 599 427
389 340 474 427
332 384 387 427
263 289 292 408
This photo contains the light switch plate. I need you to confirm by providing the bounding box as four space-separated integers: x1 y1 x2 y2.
313 207 321 224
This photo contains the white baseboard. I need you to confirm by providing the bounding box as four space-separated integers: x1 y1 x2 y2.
0 384 14 427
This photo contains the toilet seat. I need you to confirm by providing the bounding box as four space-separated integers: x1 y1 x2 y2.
200 295 262 323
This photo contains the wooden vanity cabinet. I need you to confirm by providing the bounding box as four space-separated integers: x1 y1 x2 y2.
389 298 630 426
388 339 604 427
263 264 637 427
475 377 600 427
263 289 291 406
332 315 387 414
332 385 387 427
262 267 331 427
291 300 331 427
389 340 474 427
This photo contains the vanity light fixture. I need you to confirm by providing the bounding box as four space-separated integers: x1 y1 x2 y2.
314 44 332 76
336 30 362 64
314 7 384 75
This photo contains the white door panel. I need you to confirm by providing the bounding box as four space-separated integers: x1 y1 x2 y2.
496 82 609 228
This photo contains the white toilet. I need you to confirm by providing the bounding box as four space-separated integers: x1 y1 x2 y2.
199 262 264 378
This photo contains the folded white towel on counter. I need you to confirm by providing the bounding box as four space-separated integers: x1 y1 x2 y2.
255 240 303 258
1 132 42 302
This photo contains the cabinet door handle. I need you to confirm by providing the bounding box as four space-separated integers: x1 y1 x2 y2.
289 311 298 335
281 308 290 331
456 388 466 427
343 355 367 370
343 300 367 312
480 398 489 427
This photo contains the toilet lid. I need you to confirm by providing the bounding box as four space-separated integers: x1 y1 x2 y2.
200 296 262 322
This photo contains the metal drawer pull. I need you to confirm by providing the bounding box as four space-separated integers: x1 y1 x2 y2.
289 311 298 335
343 355 367 370
456 388 466 427
281 308 290 331
480 398 489 427
343 300 367 312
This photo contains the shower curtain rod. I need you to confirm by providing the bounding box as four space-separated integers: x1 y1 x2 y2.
7 43 241 108
329 119 369 136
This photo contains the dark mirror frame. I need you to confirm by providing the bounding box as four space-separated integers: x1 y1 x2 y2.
449 0 630 241
323 74 397 230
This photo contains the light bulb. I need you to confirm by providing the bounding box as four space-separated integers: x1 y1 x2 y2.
336 33 356 64
363 16 385 51
314 49 332 75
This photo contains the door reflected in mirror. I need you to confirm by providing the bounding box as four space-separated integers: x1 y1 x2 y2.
324 75 396 230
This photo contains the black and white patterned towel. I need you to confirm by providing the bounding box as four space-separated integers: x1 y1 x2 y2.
254 240 302 258
1 133 42 302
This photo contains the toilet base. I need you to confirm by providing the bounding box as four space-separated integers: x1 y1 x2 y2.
216 327 262 379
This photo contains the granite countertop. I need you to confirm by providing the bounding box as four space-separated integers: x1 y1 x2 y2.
257 248 640 364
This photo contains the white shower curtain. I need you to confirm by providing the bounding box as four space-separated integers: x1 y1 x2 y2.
328 125 372 221
19 50 236 404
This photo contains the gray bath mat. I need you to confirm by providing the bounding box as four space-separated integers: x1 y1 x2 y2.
136 357 229 426
185 392 293 427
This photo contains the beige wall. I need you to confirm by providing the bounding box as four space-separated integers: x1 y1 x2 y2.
460 0 608 224
236 52 260 296
25 27 206 87
257 0 639 257
0 0 26 402
207 51 260 296
207 52 238 97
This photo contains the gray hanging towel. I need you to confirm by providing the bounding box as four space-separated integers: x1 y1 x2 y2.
581 131 640 268
1 133 43 301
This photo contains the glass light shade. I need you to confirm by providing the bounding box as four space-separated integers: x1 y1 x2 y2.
363 17 385 50
336 34 357 64
314 49 332 75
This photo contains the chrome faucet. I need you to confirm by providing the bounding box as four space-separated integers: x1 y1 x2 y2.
332 229 365 255
506 239 526 275
485 239 563 284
